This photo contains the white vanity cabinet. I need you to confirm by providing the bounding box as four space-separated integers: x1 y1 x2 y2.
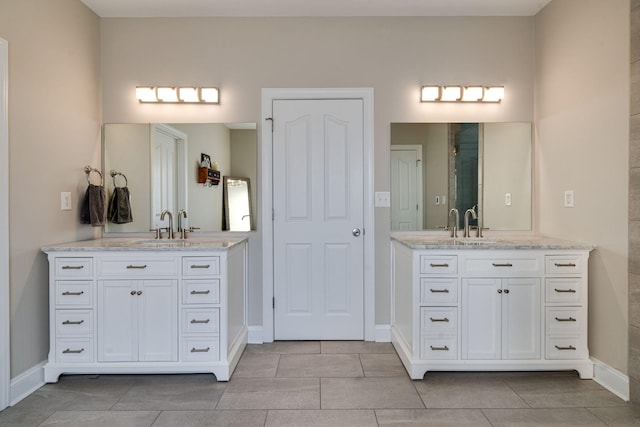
43 238 248 383
391 237 593 380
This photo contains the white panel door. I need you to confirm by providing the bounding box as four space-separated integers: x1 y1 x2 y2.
151 126 178 229
273 99 364 340
98 280 137 362
502 278 540 360
462 278 501 359
390 146 422 231
138 280 178 362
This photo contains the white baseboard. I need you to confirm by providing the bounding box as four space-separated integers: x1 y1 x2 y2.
247 326 263 344
10 361 45 406
375 324 391 342
591 357 629 402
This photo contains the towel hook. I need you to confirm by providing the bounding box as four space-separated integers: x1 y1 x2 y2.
84 166 103 185
110 170 128 188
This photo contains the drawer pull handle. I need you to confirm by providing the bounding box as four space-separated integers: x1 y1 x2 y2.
430 345 450 351
62 265 84 270
191 264 211 269
554 288 577 293
62 320 84 325
492 263 513 267
127 264 147 269
429 263 449 268
554 262 577 267
555 316 577 322
191 347 210 353
430 289 450 293
190 319 210 324
62 348 84 354
430 317 449 322
62 291 84 296
555 345 577 351
191 290 211 295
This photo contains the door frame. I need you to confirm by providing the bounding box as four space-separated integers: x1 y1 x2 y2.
0 37 10 410
261 88 375 343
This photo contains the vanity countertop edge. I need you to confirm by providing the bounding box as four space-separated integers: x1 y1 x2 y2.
391 235 595 251
42 237 248 252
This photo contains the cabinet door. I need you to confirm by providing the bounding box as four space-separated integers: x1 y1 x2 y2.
502 278 540 359
98 280 137 362
138 280 178 362
462 278 501 360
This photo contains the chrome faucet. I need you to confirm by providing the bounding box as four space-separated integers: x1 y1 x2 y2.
448 208 459 238
160 210 174 239
464 207 478 238
178 209 188 239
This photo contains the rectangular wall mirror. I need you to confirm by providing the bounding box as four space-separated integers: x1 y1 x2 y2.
390 122 532 232
103 122 257 233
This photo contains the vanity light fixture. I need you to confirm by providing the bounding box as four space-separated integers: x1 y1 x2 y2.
420 85 504 103
136 86 220 104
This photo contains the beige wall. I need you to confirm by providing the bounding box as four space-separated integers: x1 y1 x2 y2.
230 129 258 226
101 16 535 327
0 0 101 377
535 0 630 373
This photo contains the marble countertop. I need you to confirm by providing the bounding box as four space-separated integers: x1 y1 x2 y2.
42 237 247 252
392 235 595 251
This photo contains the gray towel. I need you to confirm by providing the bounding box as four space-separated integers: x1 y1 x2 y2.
80 184 106 226
108 187 133 224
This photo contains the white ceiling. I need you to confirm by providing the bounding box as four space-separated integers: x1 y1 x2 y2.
80 0 553 18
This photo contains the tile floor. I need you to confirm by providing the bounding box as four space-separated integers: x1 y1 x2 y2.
0 341 639 426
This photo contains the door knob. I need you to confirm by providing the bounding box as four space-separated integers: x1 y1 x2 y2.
352 228 361 237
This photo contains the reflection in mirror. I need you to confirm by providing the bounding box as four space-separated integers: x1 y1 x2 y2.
223 177 252 231
103 123 257 233
390 122 531 232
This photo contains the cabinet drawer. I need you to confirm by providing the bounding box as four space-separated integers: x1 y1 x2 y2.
55 281 93 307
420 336 457 360
421 307 457 335
183 257 220 276
545 255 584 275
545 307 583 333
97 257 178 277
420 255 457 275
56 338 94 363
54 257 92 278
55 310 93 336
183 308 220 334
183 280 220 305
181 336 220 362
545 335 586 360
420 278 458 304
464 255 542 276
545 278 583 304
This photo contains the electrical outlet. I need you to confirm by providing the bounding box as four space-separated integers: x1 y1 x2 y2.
505 193 512 206
564 190 575 208
374 191 391 207
61 192 72 211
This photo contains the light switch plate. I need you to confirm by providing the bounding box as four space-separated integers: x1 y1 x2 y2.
564 190 575 208
374 191 391 207
61 192 72 211
505 193 512 206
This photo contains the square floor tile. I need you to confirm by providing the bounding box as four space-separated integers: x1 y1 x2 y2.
482 408 607 426
111 375 226 411
375 409 493 426
233 352 280 378
277 354 364 378
216 378 320 409
321 377 424 409
265 409 377 426
414 374 529 409
39 410 159 427
152 410 267 426
587 406 640 426
321 341 395 354
360 353 407 377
